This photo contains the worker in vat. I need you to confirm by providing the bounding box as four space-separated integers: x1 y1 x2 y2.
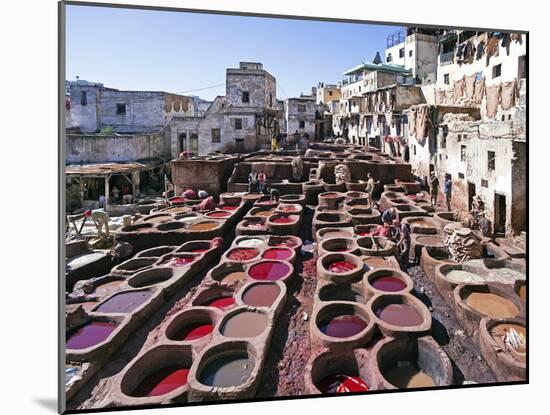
429 172 440 207
444 176 453 212
394 218 411 267
365 173 376 208
91 208 110 238
479 212 494 240
381 207 397 225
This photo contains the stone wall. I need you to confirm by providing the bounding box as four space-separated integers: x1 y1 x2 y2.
171 157 238 195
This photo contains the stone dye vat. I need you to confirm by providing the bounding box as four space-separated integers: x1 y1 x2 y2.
164 307 222 344
261 247 295 262
317 252 364 283
128 268 174 288
318 192 345 209
224 247 261 263
311 302 374 349
368 294 432 337
453 284 524 336
479 317 526 381
267 213 301 235
318 237 359 256
193 287 237 310
363 268 414 299
111 257 157 276
419 246 457 284
356 236 396 257
317 282 365 303
218 307 270 338
136 246 177 258
368 336 453 390
316 227 355 241
92 289 155 314
304 348 370 394
312 209 352 237
403 217 440 235
247 260 293 283
346 207 382 226
66 320 120 350
239 281 285 309
209 263 248 285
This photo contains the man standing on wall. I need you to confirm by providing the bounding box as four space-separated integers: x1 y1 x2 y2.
429 172 440 207
444 176 453 211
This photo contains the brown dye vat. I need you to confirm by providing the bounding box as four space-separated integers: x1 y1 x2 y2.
94 280 123 296
490 323 526 355
221 311 268 338
465 292 519 319
416 236 444 245
376 304 423 326
242 284 281 307
383 365 435 388
189 222 218 231
253 210 275 217
410 219 437 228
221 271 247 284
322 230 353 239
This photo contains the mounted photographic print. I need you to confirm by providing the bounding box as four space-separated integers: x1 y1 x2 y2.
60 1 528 413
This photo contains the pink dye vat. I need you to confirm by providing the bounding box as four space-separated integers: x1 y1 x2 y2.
249 261 291 281
271 216 294 224
262 248 293 260
371 276 407 292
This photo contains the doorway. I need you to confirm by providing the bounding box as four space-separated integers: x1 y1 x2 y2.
467 182 476 211
179 133 187 153
190 133 198 156
494 193 506 235
235 139 245 153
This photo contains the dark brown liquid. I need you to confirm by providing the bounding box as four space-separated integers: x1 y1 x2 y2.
242 284 281 307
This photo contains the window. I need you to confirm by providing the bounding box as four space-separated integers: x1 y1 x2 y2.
212 128 221 143
299 120 305 129
269 93 272 107
297 104 306 112
492 64 502 79
460 145 467 162
458 172 465 179
234 118 242 130
444 74 450 85
409 50 413 57
481 179 489 188
387 53 392 63
413 145 416 155
242 91 250 103
399 48 405 58
80 91 87 105
518 55 526 79
116 103 126 115
441 125 448 148
329 91 333 96
488 150 496 171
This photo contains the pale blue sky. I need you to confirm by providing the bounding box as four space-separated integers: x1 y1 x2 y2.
66 4 404 101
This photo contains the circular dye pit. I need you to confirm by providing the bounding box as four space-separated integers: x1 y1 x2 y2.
66 321 118 350
319 285 363 303
236 237 264 248
242 284 281 307
189 222 219 231
221 311 268 338
248 261 291 281
227 248 260 262
262 248 293 260
321 230 353 239
219 271 247 284
206 211 231 219
170 322 214 341
465 292 519 318
243 222 265 229
327 261 358 274
94 290 153 314
132 366 190 397
317 374 369 393
199 355 254 387
376 304 423 326
444 269 486 284
203 296 235 310
319 314 368 338
219 205 238 211
278 206 299 212
268 236 299 248
253 209 275 217
383 364 435 388
371 276 407 292
171 256 197 267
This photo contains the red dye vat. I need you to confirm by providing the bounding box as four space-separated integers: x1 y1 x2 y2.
319 314 367 338
171 257 196 267
204 296 235 309
327 261 357 273
227 248 259 261
271 216 294 224
219 205 238 211
262 248 293 260
172 323 213 341
206 211 231 218
371 276 407 292
132 367 190 397
318 374 369 393
66 321 118 350
249 261 291 281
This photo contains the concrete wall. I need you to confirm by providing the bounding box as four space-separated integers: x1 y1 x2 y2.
171 157 238 195
385 33 438 81
65 131 169 163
